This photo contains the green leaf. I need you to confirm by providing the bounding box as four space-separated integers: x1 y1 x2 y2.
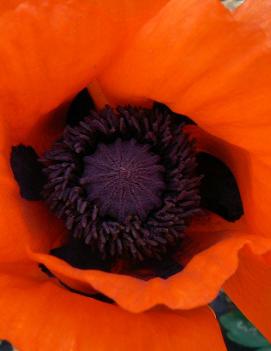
220 311 270 348
257 348 271 351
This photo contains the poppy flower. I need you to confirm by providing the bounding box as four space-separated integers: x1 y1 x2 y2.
1 0 271 350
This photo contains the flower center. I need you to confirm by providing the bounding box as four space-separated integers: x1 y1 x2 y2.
41 105 202 261
82 139 165 221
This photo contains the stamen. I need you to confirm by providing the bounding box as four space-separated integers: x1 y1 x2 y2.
41 105 201 261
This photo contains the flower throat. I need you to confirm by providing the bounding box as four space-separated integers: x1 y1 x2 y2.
41 106 202 261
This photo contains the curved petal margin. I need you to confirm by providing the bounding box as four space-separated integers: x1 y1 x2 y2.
29 229 271 313
0 264 226 351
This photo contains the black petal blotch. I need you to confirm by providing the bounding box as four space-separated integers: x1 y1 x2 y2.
0 340 14 351
10 145 45 201
197 152 244 222
154 102 196 126
66 88 95 127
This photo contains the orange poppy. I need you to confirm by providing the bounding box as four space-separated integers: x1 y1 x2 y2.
1 0 271 350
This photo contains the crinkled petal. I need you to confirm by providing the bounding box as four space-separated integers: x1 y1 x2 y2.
0 264 226 351
28 217 271 313
10 122 271 314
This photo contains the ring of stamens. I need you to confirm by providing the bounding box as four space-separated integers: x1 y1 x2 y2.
41 105 201 261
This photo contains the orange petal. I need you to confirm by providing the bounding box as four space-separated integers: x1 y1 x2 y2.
0 0 168 148
0 118 66 261
0 162 66 262
0 264 226 351
97 0 271 153
27 215 271 313
224 247 271 342
243 156 271 239
235 0 271 40
0 0 170 258
94 0 271 246
2 0 271 332
185 125 270 239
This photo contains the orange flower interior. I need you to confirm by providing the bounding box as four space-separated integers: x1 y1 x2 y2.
10 97 245 290
1 1 271 350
